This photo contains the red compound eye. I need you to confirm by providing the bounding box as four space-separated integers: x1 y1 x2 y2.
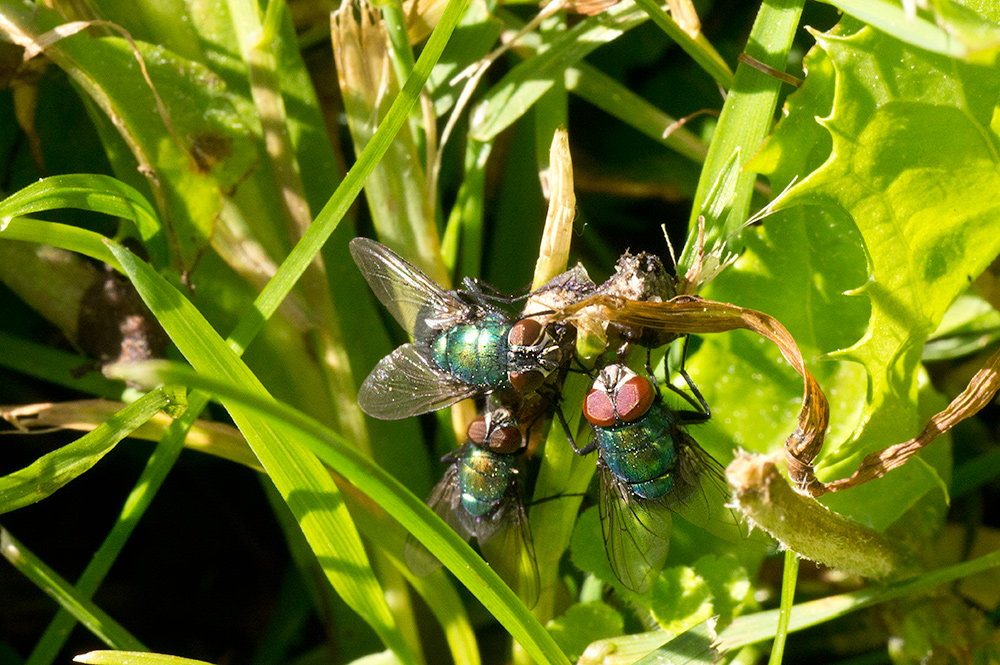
487 426 523 454
583 388 617 427
508 318 544 347
510 368 544 393
614 376 654 422
466 416 488 446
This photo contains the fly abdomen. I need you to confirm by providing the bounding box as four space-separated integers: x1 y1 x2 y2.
595 404 680 500
458 446 515 518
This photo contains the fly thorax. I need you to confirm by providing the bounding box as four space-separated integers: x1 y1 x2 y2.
432 319 510 389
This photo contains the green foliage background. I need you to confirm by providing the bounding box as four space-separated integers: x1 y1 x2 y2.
1 0 1000 664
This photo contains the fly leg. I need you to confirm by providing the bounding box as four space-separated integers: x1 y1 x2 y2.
665 336 711 423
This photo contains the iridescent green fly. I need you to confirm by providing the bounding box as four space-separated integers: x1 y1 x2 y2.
349 238 570 420
576 361 743 593
405 406 539 606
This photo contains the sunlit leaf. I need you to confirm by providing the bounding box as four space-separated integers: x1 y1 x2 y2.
760 16 1000 526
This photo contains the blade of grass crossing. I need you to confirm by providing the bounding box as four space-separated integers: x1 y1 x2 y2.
74 651 213 665
25 393 212 665
0 389 173 515
226 0 472 354
105 243 419 665
0 528 146 651
114 358 571 665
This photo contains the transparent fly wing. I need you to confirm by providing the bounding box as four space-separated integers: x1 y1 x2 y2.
598 462 674 593
476 478 540 609
669 434 773 551
349 238 470 336
405 464 466 576
358 343 479 420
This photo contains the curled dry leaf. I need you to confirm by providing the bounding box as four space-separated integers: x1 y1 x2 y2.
817 344 1000 495
553 293 830 494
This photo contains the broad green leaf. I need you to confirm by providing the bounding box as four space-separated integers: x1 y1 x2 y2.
0 388 173 514
547 602 624 662
760 16 1000 525
103 242 417 665
649 556 753 633
820 0 1000 61
0 2 259 273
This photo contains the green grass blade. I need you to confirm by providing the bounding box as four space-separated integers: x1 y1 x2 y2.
0 331 125 400
630 0 733 88
0 527 146 651
470 0 648 143
597 546 1000 658
74 652 212 665
0 217 119 267
0 388 173 514
0 174 160 248
227 0 470 354
26 394 211 665
405 572 480 665
565 61 708 164
718 547 1000 650
104 242 418 665
679 0 805 272
767 551 799 665
632 619 720 664
113 359 572 665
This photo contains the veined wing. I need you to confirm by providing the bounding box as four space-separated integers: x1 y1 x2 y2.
669 434 772 551
598 462 673 594
350 238 470 336
405 463 465 577
358 343 479 420
474 472 540 609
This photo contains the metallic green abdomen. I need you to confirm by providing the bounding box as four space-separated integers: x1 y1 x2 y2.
594 403 679 500
431 314 511 389
458 446 515 518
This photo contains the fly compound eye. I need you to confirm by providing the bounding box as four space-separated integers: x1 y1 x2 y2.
508 318 545 348
613 376 654 422
466 415 489 447
487 425 523 454
583 388 617 427
509 368 545 393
